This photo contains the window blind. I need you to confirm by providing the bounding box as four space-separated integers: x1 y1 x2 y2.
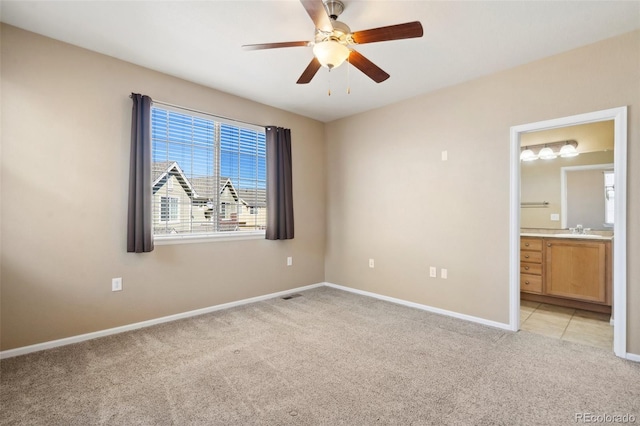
151 105 266 238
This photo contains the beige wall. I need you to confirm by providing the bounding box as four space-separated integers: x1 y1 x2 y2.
325 31 640 353
0 25 326 350
2 24 639 356
521 151 614 229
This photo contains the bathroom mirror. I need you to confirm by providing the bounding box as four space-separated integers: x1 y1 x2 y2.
520 120 614 230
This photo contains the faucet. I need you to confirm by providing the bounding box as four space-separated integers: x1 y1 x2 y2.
569 224 590 235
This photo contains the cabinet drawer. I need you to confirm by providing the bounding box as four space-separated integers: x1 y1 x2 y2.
520 251 542 263
521 274 542 294
521 238 542 251
520 262 542 275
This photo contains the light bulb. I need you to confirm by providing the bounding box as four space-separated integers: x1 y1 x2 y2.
313 41 350 69
538 146 557 160
520 148 537 162
559 143 579 157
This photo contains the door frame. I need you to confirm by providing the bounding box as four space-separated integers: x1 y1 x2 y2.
509 106 627 358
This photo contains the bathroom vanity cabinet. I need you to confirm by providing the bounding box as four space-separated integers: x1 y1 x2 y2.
520 235 612 312
520 237 543 294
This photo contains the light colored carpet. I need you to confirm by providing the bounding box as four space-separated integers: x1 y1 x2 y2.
1 286 639 425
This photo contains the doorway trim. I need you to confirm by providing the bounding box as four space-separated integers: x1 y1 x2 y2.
509 106 627 358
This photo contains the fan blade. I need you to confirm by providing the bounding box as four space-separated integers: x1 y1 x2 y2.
300 0 333 32
348 50 390 83
352 21 423 44
297 57 322 84
242 41 310 50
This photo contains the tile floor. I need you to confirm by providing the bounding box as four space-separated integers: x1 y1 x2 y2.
520 300 613 350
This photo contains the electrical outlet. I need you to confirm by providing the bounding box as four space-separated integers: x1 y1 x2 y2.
429 267 437 278
112 277 122 292
369 258 375 268
441 269 448 279
287 256 293 266
441 150 448 161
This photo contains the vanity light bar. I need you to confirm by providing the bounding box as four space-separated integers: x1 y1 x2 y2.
520 140 578 161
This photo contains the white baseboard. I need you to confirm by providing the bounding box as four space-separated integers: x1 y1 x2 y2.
323 282 513 331
0 283 324 359
324 283 640 363
626 352 640 363
3 281 636 363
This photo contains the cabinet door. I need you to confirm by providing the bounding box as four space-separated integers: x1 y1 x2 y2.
544 240 606 303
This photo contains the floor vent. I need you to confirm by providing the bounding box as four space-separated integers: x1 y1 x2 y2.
282 294 302 300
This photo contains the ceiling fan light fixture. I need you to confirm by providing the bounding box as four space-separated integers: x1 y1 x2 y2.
313 40 350 69
243 1 424 85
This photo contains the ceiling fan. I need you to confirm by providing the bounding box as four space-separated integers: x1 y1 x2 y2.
242 0 423 84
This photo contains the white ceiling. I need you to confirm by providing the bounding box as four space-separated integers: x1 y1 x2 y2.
2 1 639 122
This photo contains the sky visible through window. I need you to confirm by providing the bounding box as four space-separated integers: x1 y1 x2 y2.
151 108 266 190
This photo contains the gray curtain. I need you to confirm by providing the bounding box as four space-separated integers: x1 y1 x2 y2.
127 93 154 252
266 126 294 240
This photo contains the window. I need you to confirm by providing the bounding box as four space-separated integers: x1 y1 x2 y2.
160 196 179 222
151 105 266 239
604 170 614 226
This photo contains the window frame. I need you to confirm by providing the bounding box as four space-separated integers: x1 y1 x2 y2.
151 103 267 244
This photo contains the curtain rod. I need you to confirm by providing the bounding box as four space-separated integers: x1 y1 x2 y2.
129 93 268 129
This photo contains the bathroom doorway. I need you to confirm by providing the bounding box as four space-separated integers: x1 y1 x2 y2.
509 107 627 358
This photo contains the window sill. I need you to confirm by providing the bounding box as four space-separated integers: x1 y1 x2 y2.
154 231 266 245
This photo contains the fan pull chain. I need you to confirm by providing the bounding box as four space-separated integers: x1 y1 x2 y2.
347 54 351 94
328 68 332 96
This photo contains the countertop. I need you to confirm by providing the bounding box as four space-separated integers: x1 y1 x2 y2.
521 232 613 241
